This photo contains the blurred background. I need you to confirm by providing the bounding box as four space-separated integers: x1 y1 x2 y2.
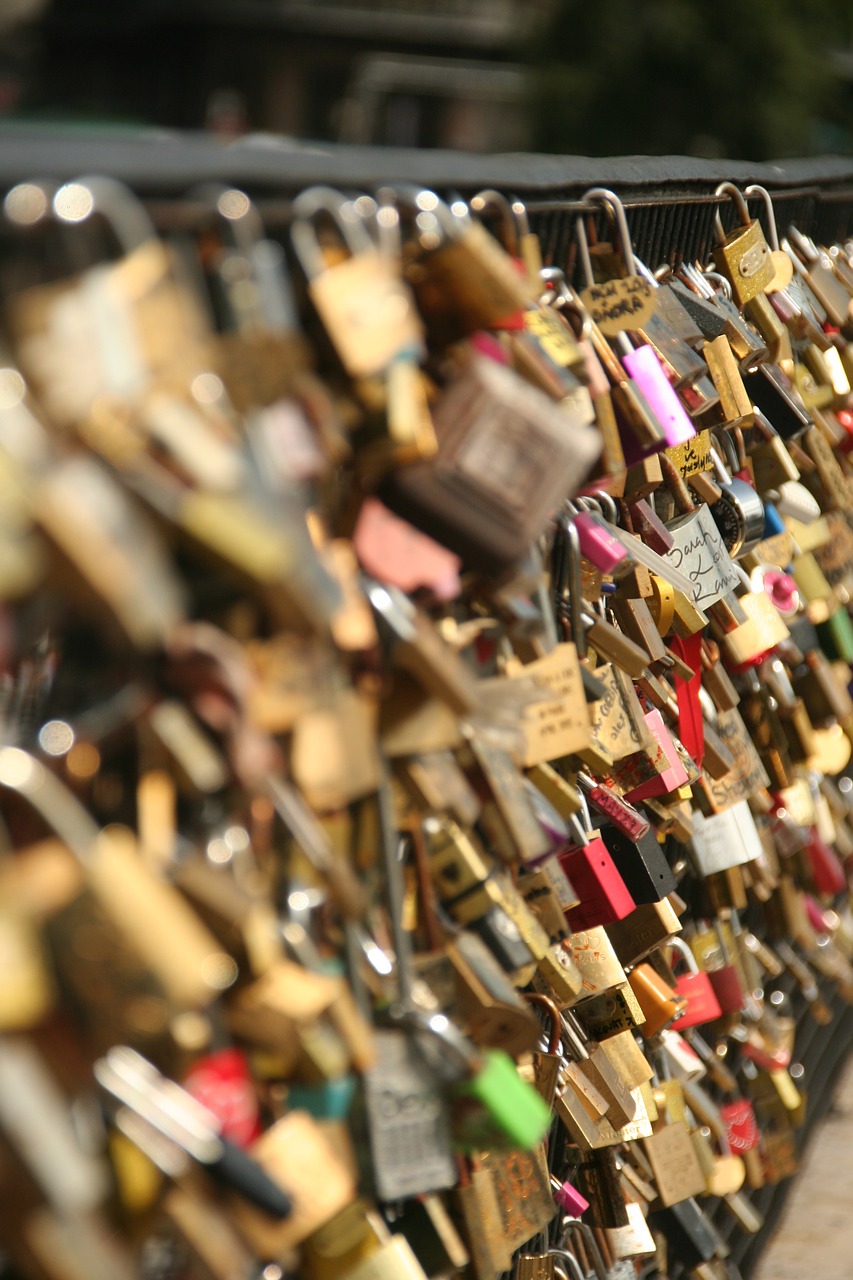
0 0 853 157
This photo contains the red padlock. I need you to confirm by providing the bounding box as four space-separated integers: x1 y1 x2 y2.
560 798 635 931
696 923 746 1014
719 1098 761 1153
668 938 723 1029
183 1046 262 1149
804 826 847 897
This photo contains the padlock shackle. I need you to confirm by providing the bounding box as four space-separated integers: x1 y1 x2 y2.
190 183 265 258
525 992 563 1055
581 187 636 279
702 269 734 301
510 195 533 239
659 452 697 514
744 184 781 252
0 746 100 864
470 188 519 257
668 936 700 975
548 1249 587 1280
713 181 752 244
290 184 377 280
555 517 588 658
20 175 156 259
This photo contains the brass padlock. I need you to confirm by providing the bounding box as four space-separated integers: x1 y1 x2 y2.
712 182 775 307
291 185 424 379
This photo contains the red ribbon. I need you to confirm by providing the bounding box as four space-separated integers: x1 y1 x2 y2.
670 631 704 766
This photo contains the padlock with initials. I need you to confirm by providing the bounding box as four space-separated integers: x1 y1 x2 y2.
659 454 740 611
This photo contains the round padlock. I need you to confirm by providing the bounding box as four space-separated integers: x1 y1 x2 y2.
708 436 765 558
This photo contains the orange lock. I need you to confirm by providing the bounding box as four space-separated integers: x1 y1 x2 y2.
627 963 687 1037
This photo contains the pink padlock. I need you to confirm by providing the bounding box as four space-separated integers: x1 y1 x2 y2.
619 341 696 447
623 709 690 802
573 509 629 576
553 1178 590 1216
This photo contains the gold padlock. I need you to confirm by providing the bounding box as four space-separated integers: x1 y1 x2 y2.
712 182 775 307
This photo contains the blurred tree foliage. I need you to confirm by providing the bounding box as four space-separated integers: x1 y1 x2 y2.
528 0 853 157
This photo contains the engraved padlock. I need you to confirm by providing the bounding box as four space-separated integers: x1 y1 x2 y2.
712 182 775 307
379 350 600 575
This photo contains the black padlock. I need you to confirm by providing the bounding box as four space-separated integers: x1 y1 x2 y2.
597 823 677 904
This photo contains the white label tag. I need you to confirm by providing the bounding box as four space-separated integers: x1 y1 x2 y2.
664 504 740 607
690 799 763 873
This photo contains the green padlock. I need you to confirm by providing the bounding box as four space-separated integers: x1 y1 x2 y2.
392 1006 552 1153
451 1046 552 1153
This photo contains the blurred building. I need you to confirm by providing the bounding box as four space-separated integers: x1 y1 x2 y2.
31 0 556 150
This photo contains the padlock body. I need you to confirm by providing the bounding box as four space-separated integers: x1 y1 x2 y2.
560 835 636 930
672 971 723 1028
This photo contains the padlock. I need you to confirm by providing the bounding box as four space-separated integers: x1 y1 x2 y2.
568 228 665 453
6 177 217 441
669 269 745 366
648 1197 720 1269
525 992 565 1106
560 1009 638 1131
189 183 315 417
596 822 677 905
626 963 686 1037
571 503 631 577
454 1156 514 1279
559 795 636 931
702 333 753 427
576 192 695 449
787 224 853 327
290 185 424 380
628 255 708 384
446 931 542 1056
604 898 682 967
379 351 599 575
352 785 458 1203
658 454 740 610
690 923 747 1014
666 938 723 1028
712 182 775 306
391 186 534 343
423 817 537 980
617 335 696 447
707 437 766 560
719 567 790 668
642 1087 707 1207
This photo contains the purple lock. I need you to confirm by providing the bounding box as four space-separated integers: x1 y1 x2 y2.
620 342 696 447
